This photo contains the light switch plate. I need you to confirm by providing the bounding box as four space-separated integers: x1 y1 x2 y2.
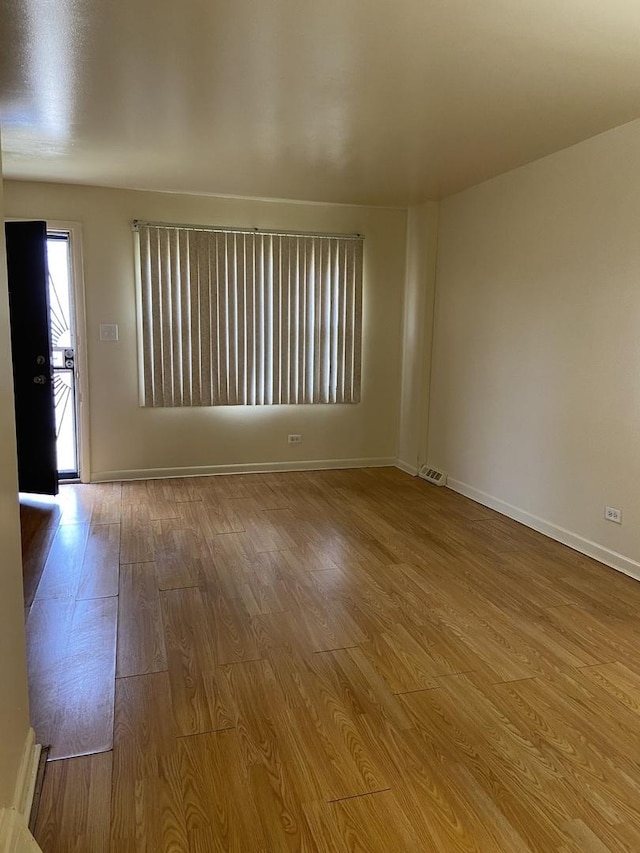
100 323 119 341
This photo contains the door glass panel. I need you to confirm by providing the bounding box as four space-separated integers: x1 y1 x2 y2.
46 235 78 477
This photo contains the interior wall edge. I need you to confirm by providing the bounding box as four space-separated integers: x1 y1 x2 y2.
11 729 40 820
0 728 42 853
395 459 419 476
397 200 439 470
417 201 439 470
0 144 34 813
0 807 42 853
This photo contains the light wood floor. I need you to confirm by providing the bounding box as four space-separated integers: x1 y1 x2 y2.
21 468 640 852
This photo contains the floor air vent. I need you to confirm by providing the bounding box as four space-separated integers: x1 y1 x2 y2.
419 466 447 487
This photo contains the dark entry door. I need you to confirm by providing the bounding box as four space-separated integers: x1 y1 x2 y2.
5 221 58 495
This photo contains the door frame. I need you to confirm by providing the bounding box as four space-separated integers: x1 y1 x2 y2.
47 221 90 483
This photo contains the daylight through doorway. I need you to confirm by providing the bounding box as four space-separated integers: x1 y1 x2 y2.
46 233 78 478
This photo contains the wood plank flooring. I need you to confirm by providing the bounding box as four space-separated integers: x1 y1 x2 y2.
24 485 119 761
20 468 640 851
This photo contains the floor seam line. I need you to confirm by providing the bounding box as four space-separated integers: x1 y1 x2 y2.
489 676 538 686
327 787 391 804
175 726 236 740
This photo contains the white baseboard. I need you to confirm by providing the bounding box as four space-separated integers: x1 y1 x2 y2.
90 457 397 483
0 729 43 852
394 459 419 476
0 809 42 853
12 730 40 821
447 478 640 583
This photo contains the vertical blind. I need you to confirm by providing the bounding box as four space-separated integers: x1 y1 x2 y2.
134 223 363 407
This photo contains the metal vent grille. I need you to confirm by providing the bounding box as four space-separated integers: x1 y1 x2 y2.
418 466 448 487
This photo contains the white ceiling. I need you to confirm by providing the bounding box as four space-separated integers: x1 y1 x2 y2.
3 0 640 206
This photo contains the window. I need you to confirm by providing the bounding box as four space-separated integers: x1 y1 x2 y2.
134 222 363 407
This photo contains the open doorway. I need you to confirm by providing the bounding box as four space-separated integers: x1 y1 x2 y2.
46 222 89 482
5 218 89 490
47 232 78 478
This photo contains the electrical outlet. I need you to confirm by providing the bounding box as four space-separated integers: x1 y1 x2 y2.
288 434 302 444
605 506 622 524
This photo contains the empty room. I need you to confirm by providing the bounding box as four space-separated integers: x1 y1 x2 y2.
2 1 640 851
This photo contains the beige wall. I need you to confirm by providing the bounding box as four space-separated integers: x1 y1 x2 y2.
0 154 32 805
4 182 407 479
397 201 438 472
429 117 640 570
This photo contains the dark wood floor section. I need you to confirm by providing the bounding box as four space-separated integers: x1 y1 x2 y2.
21 468 640 851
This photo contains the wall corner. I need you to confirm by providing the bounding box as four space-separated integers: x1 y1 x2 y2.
397 200 439 472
